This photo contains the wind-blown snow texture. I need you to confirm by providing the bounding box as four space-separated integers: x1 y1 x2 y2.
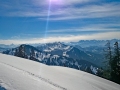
0 54 120 90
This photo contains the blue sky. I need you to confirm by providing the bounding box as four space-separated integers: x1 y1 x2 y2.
0 0 120 44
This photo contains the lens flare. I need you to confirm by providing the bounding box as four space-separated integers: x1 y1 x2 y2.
53 0 63 4
44 0 63 43
51 0 58 3
47 0 63 5
44 0 51 43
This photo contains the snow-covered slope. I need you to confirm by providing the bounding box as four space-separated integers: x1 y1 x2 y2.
0 54 120 90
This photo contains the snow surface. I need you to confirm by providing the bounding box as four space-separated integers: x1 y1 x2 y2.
0 53 120 90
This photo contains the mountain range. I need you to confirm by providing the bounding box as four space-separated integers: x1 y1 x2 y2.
2 43 101 75
2 39 120 76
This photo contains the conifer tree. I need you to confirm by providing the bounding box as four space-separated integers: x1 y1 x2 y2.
111 42 120 84
103 41 112 79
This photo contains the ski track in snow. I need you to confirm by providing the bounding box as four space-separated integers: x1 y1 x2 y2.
0 61 67 90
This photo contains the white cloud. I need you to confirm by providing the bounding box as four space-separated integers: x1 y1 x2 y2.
32 0 95 6
0 31 120 45
46 3 120 20
47 23 120 33
1 0 120 21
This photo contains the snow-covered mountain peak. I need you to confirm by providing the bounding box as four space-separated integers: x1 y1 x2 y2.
37 42 72 51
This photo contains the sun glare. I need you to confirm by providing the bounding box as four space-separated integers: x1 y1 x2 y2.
48 0 63 5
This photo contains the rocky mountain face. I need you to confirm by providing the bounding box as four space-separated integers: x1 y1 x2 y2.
36 42 104 66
